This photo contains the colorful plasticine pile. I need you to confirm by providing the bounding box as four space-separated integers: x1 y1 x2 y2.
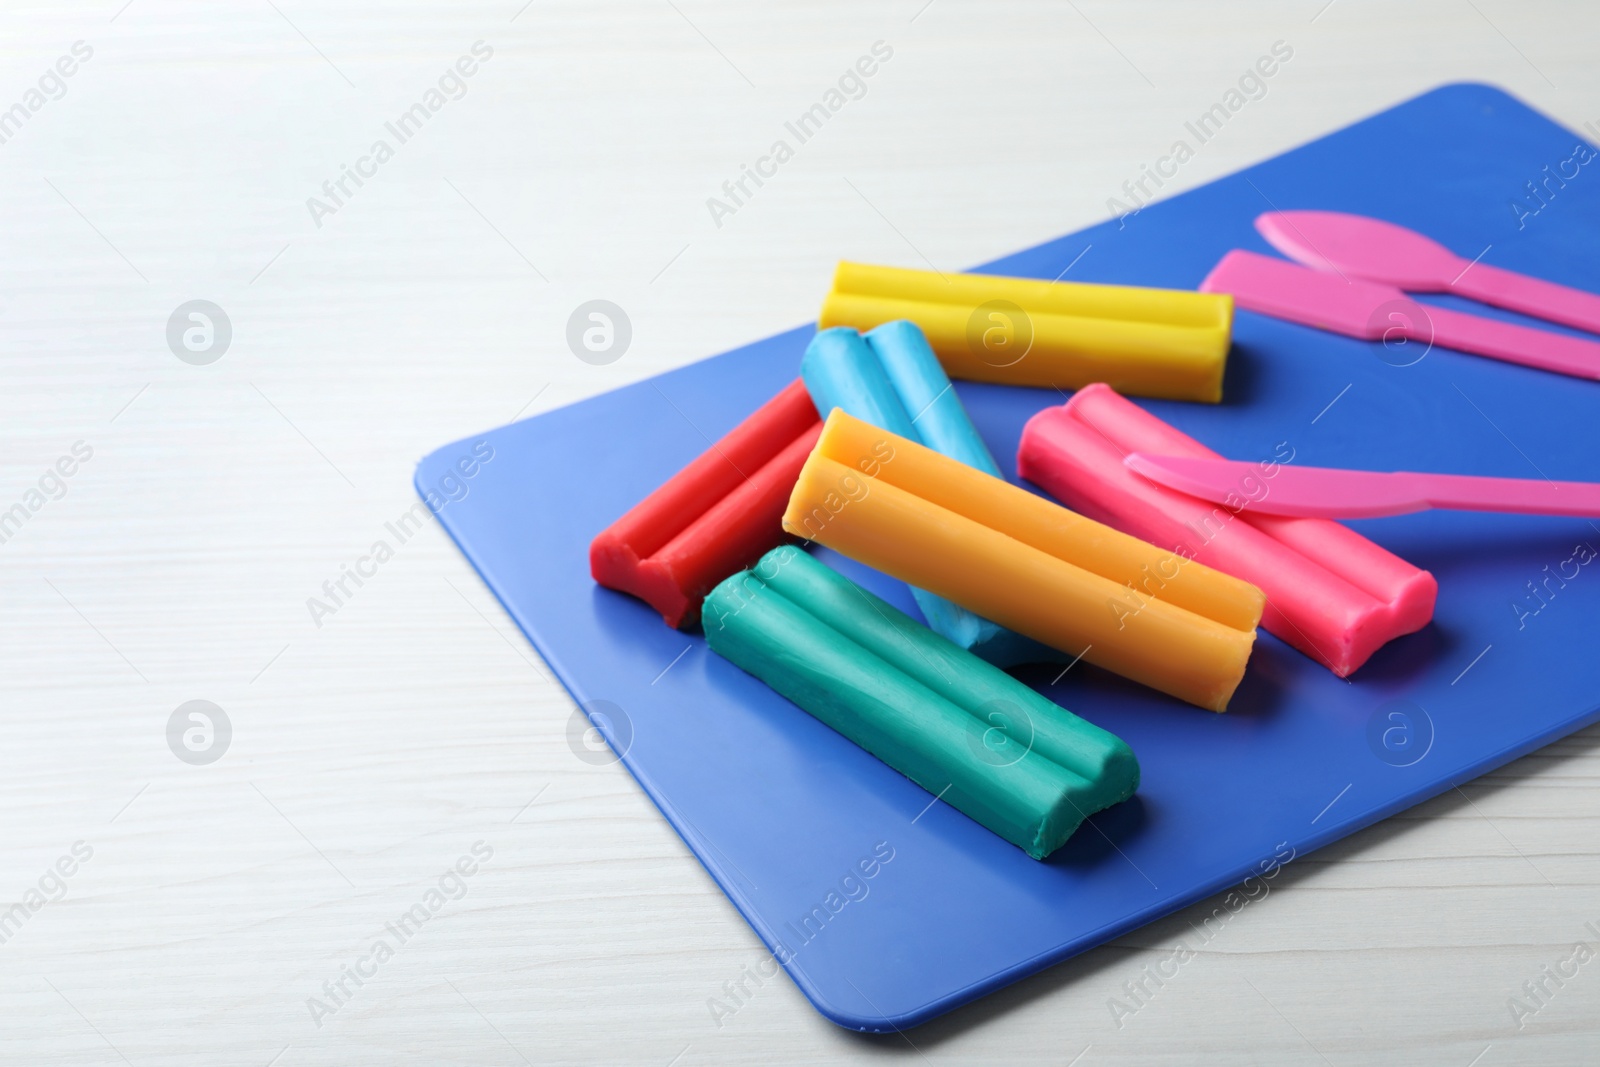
589 260 1440 860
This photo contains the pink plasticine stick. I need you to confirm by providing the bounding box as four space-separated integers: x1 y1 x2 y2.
1017 384 1437 677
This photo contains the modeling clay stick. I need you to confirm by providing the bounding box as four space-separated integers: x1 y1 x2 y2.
805 321 997 470
590 380 820 628
704 547 1140 859
1017 383 1437 676
801 321 1056 666
782 410 1264 711
818 261 1234 402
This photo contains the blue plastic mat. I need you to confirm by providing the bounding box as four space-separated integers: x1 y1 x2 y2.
417 84 1600 1030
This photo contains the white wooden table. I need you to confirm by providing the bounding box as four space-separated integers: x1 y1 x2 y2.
3 2 1597 1063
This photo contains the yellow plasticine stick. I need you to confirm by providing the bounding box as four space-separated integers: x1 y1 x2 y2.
782 410 1264 711
818 261 1234 402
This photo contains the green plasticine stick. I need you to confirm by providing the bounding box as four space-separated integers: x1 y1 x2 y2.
702 546 1140 860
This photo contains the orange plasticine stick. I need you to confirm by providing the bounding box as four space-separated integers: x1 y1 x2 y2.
782 409 1264 711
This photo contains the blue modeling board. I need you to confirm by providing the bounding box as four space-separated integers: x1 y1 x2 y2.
417 85 1600 1030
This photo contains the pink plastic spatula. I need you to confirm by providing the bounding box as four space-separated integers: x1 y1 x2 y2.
1256 210 1600 335
1123 452 1600 520
1201 250 1600 380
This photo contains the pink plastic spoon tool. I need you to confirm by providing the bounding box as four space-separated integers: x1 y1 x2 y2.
1256 209 1600 335
1123 452 1600 519
1201 249 1600 381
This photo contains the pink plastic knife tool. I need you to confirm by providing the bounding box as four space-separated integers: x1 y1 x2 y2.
1256 210 1600 335
1201 250 1600 381
1123 452 1600 520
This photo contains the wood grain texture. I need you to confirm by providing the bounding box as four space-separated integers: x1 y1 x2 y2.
1 1 1597 1063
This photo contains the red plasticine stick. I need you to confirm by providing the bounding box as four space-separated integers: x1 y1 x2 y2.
1018 383 1436 677
590 380 821 629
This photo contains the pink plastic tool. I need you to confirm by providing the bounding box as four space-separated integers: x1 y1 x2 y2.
1257 210 1600 335
1124 452 1600 520
1201 250 1600 381
1018 384 1436 678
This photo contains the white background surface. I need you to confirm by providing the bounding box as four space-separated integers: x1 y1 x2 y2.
3 1 1598 1064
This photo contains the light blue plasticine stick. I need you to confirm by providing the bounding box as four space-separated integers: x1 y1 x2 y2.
799 321 1060 667
865 320 1001 476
